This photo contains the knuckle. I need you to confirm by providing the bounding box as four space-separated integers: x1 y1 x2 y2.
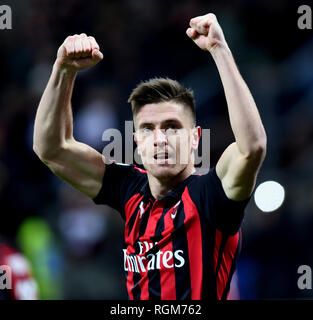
67 38 75 47
90 41 99 49
75 40 82 47
74 48 81 54
88 36 97 44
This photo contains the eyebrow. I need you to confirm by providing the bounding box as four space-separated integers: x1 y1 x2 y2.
138 118 183 129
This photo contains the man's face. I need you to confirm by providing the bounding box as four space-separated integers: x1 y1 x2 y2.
134 101 200 180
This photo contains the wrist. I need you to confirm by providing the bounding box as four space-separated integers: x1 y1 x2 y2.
53 59 78 78
208 41 231 59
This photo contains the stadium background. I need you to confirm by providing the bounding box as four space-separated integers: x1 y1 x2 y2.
0 0 312 299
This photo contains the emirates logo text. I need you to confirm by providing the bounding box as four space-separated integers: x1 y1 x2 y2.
123 241 185 273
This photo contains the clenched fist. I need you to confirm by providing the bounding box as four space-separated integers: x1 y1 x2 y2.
56 33 103 71
186 13 228 53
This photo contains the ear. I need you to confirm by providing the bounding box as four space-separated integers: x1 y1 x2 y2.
191 126 201 150
133 131 142 155
133 131 138 144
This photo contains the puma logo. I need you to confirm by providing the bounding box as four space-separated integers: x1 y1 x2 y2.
139 201 150 218
171 200 181 219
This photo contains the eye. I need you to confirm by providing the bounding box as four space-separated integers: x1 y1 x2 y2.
141 126 153 134
165 124 179 133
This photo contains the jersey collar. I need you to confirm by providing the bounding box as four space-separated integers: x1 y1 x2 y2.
140 173 196 201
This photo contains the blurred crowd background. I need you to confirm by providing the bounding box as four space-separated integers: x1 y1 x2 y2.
0 0 312 299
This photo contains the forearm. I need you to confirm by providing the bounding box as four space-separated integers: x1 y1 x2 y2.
33 62 77 160
210 45 266 156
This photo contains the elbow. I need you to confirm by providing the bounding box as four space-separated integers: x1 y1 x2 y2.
250 139 267 162
257 129 267 157
244 131 267 162
33 140 66 162
33 143 50 162
254 140 267 162
33 141 42 159
33 144 39 157
33 131 45 159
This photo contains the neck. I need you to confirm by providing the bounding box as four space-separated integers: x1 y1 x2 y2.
147 164 196 200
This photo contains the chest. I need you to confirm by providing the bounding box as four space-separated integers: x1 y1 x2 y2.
124 193 201 254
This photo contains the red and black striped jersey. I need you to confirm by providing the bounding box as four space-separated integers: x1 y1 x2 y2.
0 243 38 300
93 163 250 300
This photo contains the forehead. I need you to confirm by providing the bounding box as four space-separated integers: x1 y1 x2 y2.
135 101 192 126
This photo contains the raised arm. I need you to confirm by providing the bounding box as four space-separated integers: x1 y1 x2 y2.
186 13 267 201
33 33 106 198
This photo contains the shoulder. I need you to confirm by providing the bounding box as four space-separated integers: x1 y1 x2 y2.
190 167 220 190
93 161 147 206
191 168 251 233
104 161 147 180
189 167 251 206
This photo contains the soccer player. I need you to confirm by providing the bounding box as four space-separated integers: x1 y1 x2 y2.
33 13 266 299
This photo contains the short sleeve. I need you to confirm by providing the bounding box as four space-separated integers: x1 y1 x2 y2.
92 162 145 219
200 167 251 234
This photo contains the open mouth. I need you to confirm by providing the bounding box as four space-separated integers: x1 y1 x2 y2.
153 153 169 160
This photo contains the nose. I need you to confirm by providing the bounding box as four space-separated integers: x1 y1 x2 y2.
153 128 168 147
